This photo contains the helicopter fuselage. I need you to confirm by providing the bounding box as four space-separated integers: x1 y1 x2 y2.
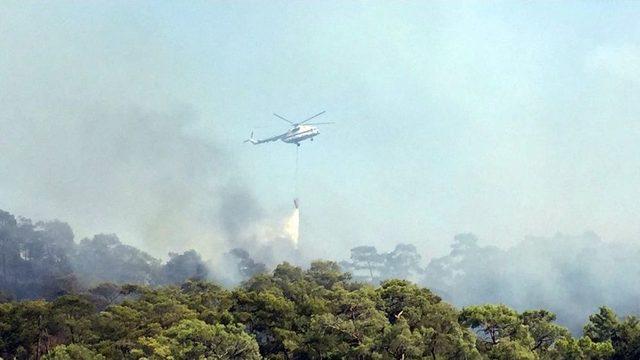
282 125 319 144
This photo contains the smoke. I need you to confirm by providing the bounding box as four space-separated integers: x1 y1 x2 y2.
216 189 302 273
0 7 304 271
2 103 219 256
422 232 640 333
208 199 301 285
0 102 304 274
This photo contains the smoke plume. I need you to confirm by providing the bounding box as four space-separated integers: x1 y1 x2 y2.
422 232 640 333
0 11 302 270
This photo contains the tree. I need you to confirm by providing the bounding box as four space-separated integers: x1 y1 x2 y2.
377 279 441 326
377 318 423 359
161 250 209 285
180 280 234 326
584 307 619 343
0 211 76 300
230 248 267 279
383 244 423 280
138 319 260 360
520 309 570 354
343 244 424 284
612 316 640 359
72 234 162 286
306 287 387 358
0 210 19 291
88 283 122 310
2 300 53 359
232 287 296 356
305 261 350 289
50 295 96 344
459 304 535 357
36 220 75 256
583 307 640 360
42 344 105 360
551 336 614 360
346 246 385 283
377 279 479 359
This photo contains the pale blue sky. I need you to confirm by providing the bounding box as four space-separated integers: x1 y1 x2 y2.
2 1 640 260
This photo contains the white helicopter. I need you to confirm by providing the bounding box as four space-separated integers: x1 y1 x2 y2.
245 111 332 146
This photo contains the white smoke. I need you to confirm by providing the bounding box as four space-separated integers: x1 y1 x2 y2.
244 212 299 249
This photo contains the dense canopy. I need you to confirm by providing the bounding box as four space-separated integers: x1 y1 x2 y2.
2 263 639 359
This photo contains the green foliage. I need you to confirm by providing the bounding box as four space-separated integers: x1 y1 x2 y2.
88 283 122 310
50 295 97 345
378 318 423 359
306 261 351 289
0 262 637 360
521 309 570 356
138 319 260 359
583 307 640 359
42 344 105 360
612 316 640 359
551 336 614 360
584 307 619 343
460 304 528 345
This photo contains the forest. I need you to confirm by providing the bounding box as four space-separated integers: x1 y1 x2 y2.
1 208 640 359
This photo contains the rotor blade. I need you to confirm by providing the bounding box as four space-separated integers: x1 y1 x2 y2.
273 113 294 124
306 122 334 125
299 111 326 124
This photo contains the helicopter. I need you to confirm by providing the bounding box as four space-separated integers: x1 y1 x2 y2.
245 111 332 146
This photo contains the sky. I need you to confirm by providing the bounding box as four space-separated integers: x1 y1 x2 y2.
1 1 640 261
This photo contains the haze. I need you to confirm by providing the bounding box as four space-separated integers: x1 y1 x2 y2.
2 1 640 262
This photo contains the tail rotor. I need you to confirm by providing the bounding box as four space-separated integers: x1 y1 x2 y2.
244 131 258 144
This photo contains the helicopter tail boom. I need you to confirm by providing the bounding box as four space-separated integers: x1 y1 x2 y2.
244 131 259 144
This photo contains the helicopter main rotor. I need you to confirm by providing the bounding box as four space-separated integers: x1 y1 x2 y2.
273 111 331 127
